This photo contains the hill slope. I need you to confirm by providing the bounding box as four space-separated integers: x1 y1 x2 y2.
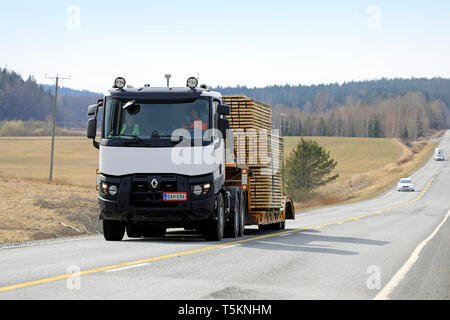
0 69 102 126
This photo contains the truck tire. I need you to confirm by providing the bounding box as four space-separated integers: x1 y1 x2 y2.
203 193 225 241
143 225 166 238
238 190 246 237
224 189 239 238
126 222 142 238
103 220 125 241
272 221 286 231
258 224 272 232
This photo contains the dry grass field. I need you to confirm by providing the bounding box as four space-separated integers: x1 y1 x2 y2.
284 136 437 209
0 137 100 243
0 137 98 187
284 137 405 181
0 135 437 243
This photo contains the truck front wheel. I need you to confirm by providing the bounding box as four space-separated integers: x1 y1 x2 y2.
225 189 240 238
103 220 125 241
203 193 225 241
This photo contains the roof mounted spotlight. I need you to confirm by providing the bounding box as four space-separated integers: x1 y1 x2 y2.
186 77 198 90
113 77 126 89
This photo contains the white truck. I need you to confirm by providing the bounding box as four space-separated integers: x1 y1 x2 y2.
87 77 294 241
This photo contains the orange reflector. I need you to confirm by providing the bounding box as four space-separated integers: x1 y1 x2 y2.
96 185 100 191
242 169 247 174
96 169 101 175
242 185 247 190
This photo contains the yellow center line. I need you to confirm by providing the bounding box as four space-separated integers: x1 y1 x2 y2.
0 177 434 294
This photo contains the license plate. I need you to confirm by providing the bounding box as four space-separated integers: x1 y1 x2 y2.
163 192 187 201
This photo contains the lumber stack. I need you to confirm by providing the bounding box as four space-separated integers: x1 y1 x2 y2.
223 95 284 211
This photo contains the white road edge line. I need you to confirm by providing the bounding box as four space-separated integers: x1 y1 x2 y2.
0 235 101 250
220 244 241 249
105 263 150 273
375 188 395 201
374 209 450 300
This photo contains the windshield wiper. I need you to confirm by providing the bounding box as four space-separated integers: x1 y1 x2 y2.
121 134 151 146
121 134 183 146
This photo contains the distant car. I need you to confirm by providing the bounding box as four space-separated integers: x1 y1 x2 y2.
397 178 415 192
434 148 445 161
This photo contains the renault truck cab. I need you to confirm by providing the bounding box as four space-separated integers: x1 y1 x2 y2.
87 77 239 241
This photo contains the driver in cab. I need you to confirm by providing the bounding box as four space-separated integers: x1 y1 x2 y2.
120 106 141 136
184 108 207 131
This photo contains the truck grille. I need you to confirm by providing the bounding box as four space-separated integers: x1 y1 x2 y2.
130 175 178 207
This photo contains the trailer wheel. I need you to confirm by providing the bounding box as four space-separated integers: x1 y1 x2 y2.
203 193 225 241
272 221 286 231
103 220 125 241
238 190 246 237
225 189 239 238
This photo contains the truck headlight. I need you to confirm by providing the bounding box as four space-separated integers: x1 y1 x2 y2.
191 183 211 197
108 185 118 197
99 181 119 198
203 183 211 194
101 182 109 193
192 185 203 196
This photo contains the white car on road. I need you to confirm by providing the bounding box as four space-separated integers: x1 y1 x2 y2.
397 178 415 192
434 148 445 161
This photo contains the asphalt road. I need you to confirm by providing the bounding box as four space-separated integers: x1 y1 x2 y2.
0 132 449 300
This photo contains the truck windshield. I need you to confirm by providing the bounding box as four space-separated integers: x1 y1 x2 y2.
103 97 211 144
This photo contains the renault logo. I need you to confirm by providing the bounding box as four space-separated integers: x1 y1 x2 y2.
150 178 159 189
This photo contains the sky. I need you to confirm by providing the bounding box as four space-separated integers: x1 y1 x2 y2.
1 0 450 93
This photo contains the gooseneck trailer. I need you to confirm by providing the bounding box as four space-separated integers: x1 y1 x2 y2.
87 77 294 241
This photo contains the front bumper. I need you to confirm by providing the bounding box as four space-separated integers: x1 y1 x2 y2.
397 186 414 191
98 173 218 228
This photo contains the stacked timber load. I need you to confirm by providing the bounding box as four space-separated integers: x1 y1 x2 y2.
223 95 284 212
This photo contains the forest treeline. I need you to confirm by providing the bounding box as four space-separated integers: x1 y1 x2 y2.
218 78 450 138
0 67 449 138
217 78 450 112
276 92 448 139
0 68 101 127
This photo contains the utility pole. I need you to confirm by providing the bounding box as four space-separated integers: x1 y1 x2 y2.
280 113 287 137
45 74 71 183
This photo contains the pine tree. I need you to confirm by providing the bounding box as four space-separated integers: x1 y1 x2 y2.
285 138 339 193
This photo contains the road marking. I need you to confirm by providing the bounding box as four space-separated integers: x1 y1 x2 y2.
0 178 434 294
374 210 450 300
279 233 293 237
220 244 241 249
0 235 101 251
105 263 150 273
375 188 395 201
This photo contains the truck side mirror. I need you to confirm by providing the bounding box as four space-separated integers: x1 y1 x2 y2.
218 118 230 139
87 118 97 139
87 104 98 116
218 104 230 116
